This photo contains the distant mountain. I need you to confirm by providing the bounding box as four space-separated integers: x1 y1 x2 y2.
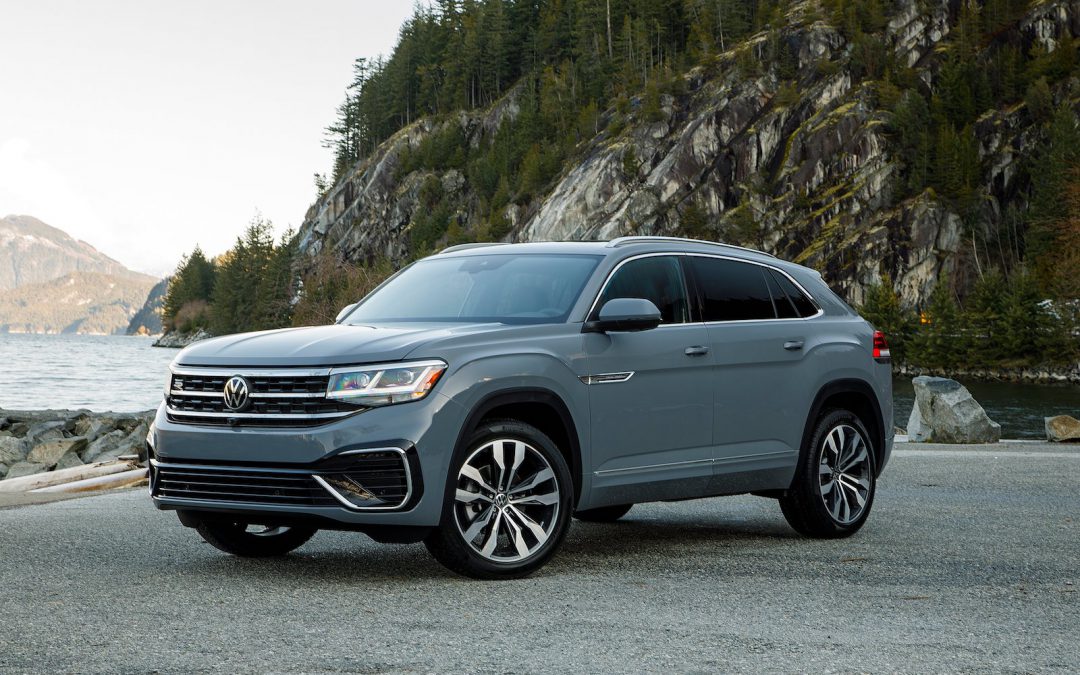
0 215 131 291
0 271 158 335
126 277 169 336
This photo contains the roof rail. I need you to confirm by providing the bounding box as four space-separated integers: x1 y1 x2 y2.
438 242 512 255
604 235 776 258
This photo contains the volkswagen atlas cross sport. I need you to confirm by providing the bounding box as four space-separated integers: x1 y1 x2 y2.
149 236 893 579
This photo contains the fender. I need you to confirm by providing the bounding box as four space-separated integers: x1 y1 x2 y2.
801 378 886 476
453 387 585 504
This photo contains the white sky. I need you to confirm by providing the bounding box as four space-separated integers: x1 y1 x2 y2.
0 0 415 277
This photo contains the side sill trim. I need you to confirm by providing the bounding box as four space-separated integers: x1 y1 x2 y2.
594 450 792 476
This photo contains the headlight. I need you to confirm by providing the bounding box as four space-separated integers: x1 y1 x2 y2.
326 359 447 407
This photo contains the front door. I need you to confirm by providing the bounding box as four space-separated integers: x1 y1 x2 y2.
584 255 715 505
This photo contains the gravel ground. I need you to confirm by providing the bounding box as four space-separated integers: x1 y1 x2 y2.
0 441 1077 673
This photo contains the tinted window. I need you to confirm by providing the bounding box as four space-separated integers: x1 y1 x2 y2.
765 271 799 319
690 257 776 321
595 256 690 324
346 254 600 324
768 269 819 318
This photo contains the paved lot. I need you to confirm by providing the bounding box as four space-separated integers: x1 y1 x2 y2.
0 441 1077 673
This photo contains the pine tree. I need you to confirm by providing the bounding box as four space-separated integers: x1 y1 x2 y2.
859 275 914 362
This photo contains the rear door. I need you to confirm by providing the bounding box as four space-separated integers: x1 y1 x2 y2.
583 254 716 504
686 255 820 487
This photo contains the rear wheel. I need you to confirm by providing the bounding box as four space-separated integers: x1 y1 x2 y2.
780 409 876 538
574 504 632 522
425 419 573 579
193 519 318 557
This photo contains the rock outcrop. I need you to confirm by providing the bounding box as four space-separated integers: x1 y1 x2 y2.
907 376 1001 444
153 328 211 349
1045 415 1080 442
0 410 151 481
293 1 1080 310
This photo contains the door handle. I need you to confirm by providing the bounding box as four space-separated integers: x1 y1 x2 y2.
783 340 805 351
684 345 710 356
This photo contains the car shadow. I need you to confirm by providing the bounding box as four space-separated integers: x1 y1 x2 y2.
174 514 800 582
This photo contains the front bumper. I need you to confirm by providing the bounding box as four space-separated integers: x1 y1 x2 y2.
148 391 464 528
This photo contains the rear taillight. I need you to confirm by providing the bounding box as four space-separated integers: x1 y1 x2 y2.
872 331 891 360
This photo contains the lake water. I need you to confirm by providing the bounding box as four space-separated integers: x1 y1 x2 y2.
0 334 175 412
0 334 1076 437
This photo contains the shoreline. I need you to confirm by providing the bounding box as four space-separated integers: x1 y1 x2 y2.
894 362 1080 385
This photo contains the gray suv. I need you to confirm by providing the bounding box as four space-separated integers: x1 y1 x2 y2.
149 237 893 578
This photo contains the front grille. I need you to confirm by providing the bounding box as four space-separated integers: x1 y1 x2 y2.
166 368 363 428
154 464 339 506
152 450 413 510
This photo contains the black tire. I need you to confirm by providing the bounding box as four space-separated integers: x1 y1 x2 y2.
193 519 318 557
574 503 633 522
780 409 877 538
425 419 573 579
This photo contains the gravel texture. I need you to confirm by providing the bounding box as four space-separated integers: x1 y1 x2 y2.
0 441 1077 673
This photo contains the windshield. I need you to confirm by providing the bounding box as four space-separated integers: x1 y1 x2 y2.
344 254 601 324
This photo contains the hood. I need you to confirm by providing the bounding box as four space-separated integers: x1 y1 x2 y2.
175 323 500 367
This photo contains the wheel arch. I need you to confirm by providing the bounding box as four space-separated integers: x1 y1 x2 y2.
802 379 886 477
455 387 584 505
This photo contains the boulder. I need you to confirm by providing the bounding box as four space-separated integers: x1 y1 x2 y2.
0 436 27 465
1045 415 1080 442
55 450 84 471
0 463 7 479
24 421 67 446
907 376 1001 444
82 430 126 463
3 462 48 480
74 416 113 441
27 437 89 468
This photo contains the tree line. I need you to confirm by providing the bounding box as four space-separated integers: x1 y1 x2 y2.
162 219 393 335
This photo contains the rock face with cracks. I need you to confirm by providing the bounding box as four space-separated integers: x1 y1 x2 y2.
294 1 1080 311
907 377 1001 444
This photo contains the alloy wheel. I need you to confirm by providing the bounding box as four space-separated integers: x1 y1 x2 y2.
453 438 561 563
818 424 872 525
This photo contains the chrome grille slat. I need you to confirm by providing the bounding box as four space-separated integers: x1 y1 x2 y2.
167 367 363 428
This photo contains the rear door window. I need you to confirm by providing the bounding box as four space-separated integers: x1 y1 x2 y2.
688 257 776 322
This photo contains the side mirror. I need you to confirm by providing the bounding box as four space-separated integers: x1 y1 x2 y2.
585 298 663 333
335 303 358 323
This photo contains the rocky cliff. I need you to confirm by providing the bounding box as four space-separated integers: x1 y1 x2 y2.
296 0 1080 308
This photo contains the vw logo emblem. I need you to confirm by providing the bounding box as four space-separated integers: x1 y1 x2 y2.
222 376 251 411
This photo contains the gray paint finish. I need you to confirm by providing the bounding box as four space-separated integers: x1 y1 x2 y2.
152 239 893 529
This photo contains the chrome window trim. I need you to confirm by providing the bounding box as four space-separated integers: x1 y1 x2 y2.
683 252 825 323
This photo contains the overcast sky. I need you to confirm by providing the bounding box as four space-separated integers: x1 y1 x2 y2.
0 0 415 277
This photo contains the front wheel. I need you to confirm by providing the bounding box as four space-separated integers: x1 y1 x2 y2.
193 519 318 557
780 409 876 538
425 419 573 579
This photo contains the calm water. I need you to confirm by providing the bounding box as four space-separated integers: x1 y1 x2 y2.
0 334 1076 436
892 377 1080 439
0 333 175 412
